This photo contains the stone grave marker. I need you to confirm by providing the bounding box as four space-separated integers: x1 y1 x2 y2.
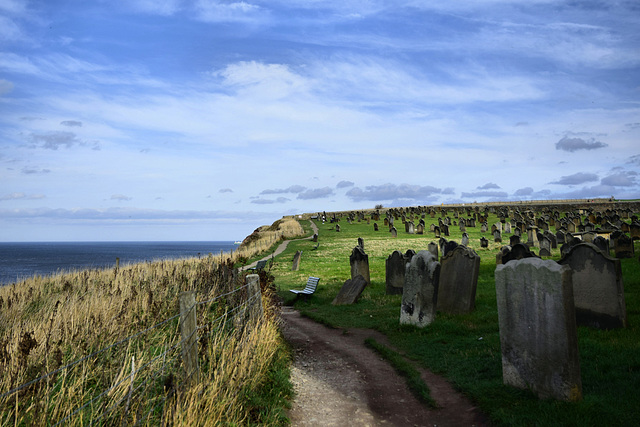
332 275 368 305
539 236 552 257
480 237 489 248
350 246 370 284
292 250 302 271
558 243 627 329
437 246 480 314
461 232 469 246
509 235 520 246
427 242 438 259
495 258 582 401
614 233 634 258
592 236 609 254
386 250 406 295
374 223 379 231
498 243 539 265
357 237 364 250
390 226 398 238
400 251 440 328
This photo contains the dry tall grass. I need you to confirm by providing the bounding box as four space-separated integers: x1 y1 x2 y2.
0 218 299 425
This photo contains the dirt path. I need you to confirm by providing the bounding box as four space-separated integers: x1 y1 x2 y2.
241 221 319 271
281 308 488 427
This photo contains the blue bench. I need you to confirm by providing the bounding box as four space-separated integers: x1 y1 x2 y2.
290 277 320 299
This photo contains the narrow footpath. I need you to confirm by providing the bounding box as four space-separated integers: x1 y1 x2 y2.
246 220 487 425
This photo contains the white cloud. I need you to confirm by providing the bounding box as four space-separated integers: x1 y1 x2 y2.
550 172 600 185
193 0 264 23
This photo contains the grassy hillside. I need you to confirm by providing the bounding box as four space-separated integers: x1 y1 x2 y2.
272 210 640 426
0 217 305 426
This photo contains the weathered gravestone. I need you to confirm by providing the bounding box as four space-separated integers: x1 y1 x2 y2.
495 258 582 401
312 233 318 242
332 275 368 305
437 246 480 314
427 242 438 259
400 251 440 328
292 250 302 271
497 243 539 265
335 224 341 232
480 237 489 248
539 236 552 257
386 250 406 295
374 223 379 231
558 243 627 329
357 237 364 250
614 233 634 258
509 235 520 246
592 236 609 254
390 227 398 238
350 246 370 285
527 227 539 247
461 232 469 246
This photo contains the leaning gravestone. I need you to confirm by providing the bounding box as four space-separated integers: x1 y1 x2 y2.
400 251 440 328
332 275 368 305
461 233 469 246
427 242 438 259
495 258 582 401
558 243 627 329
386 250 406 295
291 250 302 271
437 246 480 314
350 246 370 285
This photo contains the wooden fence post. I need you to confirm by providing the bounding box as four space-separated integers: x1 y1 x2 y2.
179 291 199 385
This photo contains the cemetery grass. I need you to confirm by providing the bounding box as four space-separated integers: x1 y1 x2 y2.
274 216 640 426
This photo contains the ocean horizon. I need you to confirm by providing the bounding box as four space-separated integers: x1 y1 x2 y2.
0 241 239 285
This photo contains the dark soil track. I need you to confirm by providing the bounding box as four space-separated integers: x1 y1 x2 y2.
281 307 488 426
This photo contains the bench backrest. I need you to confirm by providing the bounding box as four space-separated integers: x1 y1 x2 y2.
255 260 267 269
304 277 320 291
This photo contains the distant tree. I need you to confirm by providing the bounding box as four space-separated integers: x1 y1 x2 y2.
375 204 384 209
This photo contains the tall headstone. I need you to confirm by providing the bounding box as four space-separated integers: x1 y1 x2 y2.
292 250 302 271
390 226 398 238
437 246 480 314
386 251 406 295
400 251 440 328
558 243 627 329
427 242 438 259
350 246 370 285
614 233 634 258
495 258 582 401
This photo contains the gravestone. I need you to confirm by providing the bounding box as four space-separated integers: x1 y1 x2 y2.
357 237 365 250
427 242 438 259
400 251 440 328
335 224 341 232
494 229 502 243
614 234 634 258
498 243 539 265
592 236 609 254
509 235 520 246
495 258 582 401
437 246 480 314
504 222 512 234
434 226 441 238
350 246 370 285
461 233 469 246
539 236 552 257
556 230 566 245
582 231 597 243
312 233 318 242
386 250 406 295
374 223 379 231
408 222 415 234
332 275 368 305
416 223 425 235
527 227 539 247
480 237 489 248
558 243 627 329
292 250 302 271
390 227 398 238
481 223 488 233
443 240 459 257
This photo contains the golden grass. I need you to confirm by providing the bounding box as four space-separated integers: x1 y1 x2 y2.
0 218 297 426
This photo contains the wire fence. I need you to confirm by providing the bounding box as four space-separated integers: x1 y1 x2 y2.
0 274 264 426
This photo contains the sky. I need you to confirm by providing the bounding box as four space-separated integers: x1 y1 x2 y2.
1 0 639 241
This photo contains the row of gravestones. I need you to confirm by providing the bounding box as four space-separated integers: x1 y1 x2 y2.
333 237 629 403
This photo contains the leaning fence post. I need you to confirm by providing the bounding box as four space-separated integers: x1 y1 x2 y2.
179 291 199 385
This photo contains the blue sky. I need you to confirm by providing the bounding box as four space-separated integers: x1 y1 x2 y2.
1 0 639 241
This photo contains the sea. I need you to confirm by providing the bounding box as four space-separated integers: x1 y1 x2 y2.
0 241 239 285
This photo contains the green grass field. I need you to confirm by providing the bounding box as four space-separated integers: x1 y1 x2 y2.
272 212 640 426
